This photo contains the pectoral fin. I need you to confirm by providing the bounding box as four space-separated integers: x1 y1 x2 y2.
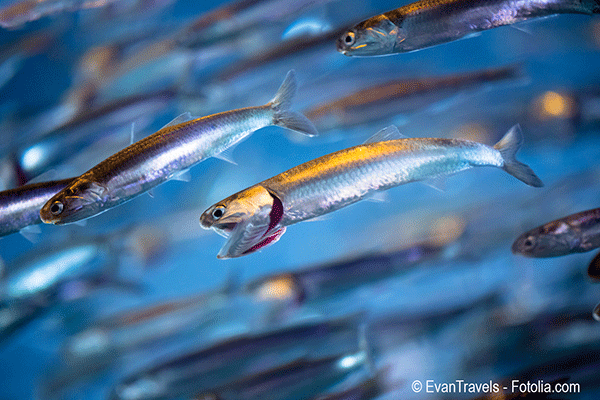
217 217 271 259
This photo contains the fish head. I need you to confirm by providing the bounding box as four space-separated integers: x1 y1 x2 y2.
40 178 108 225
511 221 574 257
200 185 286 259
337 16 399 56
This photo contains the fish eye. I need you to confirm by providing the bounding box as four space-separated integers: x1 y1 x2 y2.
212 206 225 220
50 201 64 215
523 237 535 248
344 31 355 46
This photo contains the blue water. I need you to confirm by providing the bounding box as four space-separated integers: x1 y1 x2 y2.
1 1 600 399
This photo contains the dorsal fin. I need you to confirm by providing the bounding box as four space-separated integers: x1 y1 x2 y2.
160 112 194 130
363 125 406 144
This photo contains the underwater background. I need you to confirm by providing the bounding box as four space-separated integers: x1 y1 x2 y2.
1 0 600 398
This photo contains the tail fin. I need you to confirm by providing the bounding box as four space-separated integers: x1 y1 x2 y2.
270 70 318 137
493 125 544 187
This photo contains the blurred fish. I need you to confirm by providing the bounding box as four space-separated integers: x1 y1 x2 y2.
175 0 333 49
0 274 140 344
512 207 600 257
201 125 543 258
304 64 522 132
62 274 240 364
193 347 371 400
14 87 176 181
593 302 600 321
0 0 118 29
40 70 317 225
109 314 362 400
42 276 259 400
0 177 73 239
0 236 139 304
336 0 600 56
217 26 348 81
246 242 445 306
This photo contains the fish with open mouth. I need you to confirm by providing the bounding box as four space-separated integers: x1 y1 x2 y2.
200 124 543 259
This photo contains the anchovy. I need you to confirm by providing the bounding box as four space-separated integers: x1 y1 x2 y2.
201 125 543 258
40 70 317 225
194 349 370 400
304 64 521 132
1 241 114 303
245 242 444 305
512 207 600 257
16 88 176 181
218 27 348 81
175 0 333 49
109 315 360 400
336 0 600 56
0 0 119 28
0 178 74 238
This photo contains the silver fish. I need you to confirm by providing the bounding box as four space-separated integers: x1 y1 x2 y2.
304 64 522 132
16 88 175 181
1 240 114 303
336 0 600 56
512 207 600 257
0 178 74 238
40 70 317 225
201 125 543 258
245 242 445 306
193 349 371 400
109 315 361 400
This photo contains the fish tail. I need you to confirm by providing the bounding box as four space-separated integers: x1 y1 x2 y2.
493 124 544 187
269 70 318 137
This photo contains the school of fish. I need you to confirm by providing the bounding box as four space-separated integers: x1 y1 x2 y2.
1 0 600 399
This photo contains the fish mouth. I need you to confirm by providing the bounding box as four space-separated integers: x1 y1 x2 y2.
210 222 238 238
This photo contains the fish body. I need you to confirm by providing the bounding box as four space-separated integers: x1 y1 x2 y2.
17 89 175 180
40 71 316 225
512 207 600 257
246 242 444 305
176 0 331 49
337 0 600 56
109 315 360 400
305 64 521 132
201 125 542 258
194 349 370 400
0 178 73 238
1 241 111 302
